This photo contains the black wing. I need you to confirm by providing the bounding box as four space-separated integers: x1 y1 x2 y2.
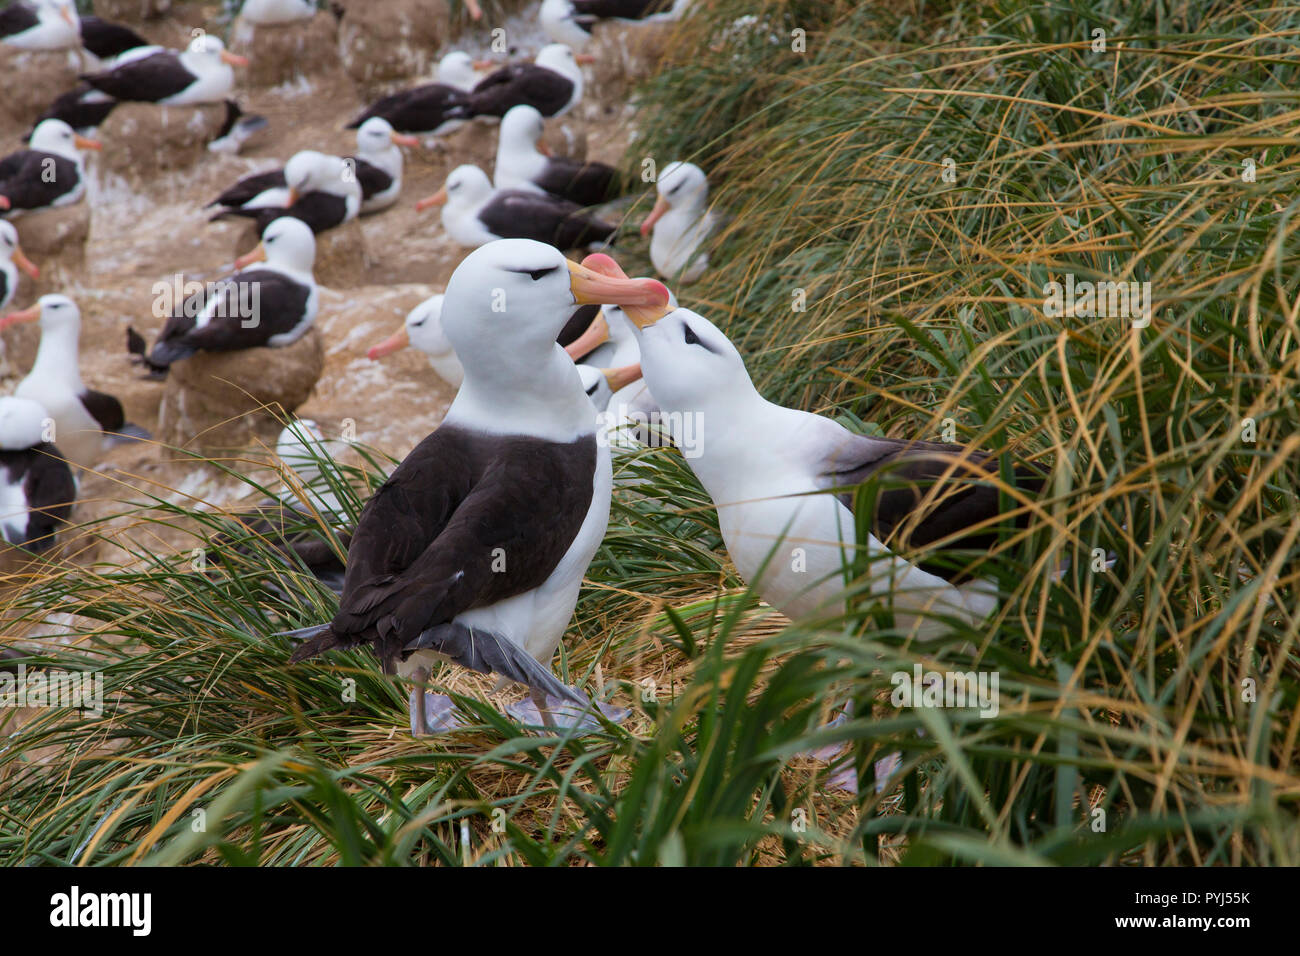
479 190 615 249
350 157 393 201
468 64 573 118
80 51 193 102
346 84 470 133
535 157 618 207
78 390 126 433
0 3 38 41
0 150 31 182
79 16 150 59
572 0 670 17
208 502 352 596
817 430 1046 582
208 168 286 208
294 426 597 672
35 84 118 132
0 152 80 211
149 269 311 364
0 446 75 553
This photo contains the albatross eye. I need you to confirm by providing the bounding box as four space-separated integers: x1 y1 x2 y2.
684 324 700 345
528 266 557 281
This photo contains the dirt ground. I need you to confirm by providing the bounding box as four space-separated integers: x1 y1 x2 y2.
0 0 672 582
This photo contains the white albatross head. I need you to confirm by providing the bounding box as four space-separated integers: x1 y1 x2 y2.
440 239 668 393
368 294 453 361
640 160 709 236
355 116 420 156
436 50 480 90
0 292 81 338
415 163 494 214
0 221 40 286
186 33 249 67
25 119 101 161
234 216 317 275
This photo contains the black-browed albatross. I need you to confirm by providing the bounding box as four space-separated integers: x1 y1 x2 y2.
286 238 671 734
585 253 1045 628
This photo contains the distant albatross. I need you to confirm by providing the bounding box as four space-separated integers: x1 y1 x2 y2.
0 0 77 50
147 217 319 370
344 50 482 136
209 150 363 234
286 238 670 734
0 295 133 470
80 32 248 105
0 119 101 217
640 161 717 284
465 43 593 120
416 164 615 250
494 104 618 207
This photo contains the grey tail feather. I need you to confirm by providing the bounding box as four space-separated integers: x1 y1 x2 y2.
283 623 346 663
405 623 588 707
104 422 152 445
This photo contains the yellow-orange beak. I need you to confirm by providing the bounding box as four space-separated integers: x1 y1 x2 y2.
367 327 410 360
575 53 596 65
563 312 608 359
472 59 495 71
639 195 670 237
74 134 102 151
566 258 670 322
222 50 250 67
580 252 675 329
286 187 300 206
416 188 448 211
60 5 75 26
391 132 421 148
11 245 39 279
0 196 9 210
537 140 553 157
604 362 642 392
234 243 267 270
465 0 483 19
0 303 41 331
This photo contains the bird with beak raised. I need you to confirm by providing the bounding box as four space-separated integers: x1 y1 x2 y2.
287 239 670 734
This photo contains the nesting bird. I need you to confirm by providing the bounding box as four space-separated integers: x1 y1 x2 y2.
210 150 363 234
465 44 592 120
79 32 248 105
147 217 319 370
494 104 618 207
0 0 77 50
345 51 482 136
417 164 616 251
0 119 101 217
640 161 716 284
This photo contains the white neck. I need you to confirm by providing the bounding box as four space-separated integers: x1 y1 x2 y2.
446 343 594 442
29 322 84 392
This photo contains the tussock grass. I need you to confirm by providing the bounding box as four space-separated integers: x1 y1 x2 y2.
1 0 1296 865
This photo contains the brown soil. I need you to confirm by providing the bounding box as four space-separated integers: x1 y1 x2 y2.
0 0 662 579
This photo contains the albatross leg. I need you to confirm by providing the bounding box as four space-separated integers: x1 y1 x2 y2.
407 667 465 734
505 687 630 733
796 702 902 794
